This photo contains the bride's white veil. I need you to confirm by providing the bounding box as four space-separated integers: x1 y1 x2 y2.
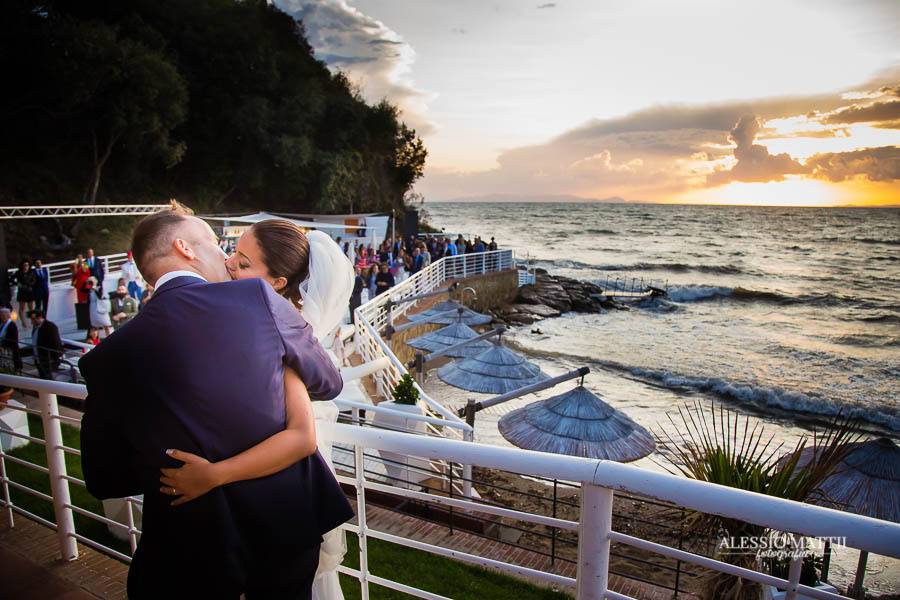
296 229 353 597
298 230 354 342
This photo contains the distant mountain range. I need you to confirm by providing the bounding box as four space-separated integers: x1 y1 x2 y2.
427 193 627 203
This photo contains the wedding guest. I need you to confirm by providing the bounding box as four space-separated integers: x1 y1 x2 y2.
410 247 424 274
378 241 390 264
85 327 101 346
72 261 92 330
29 310 62 380
392 250 409 283
474 237 486 253
110 284 138 330
85 248 105 283
375 263 395 293
456 235 466 255
445 237 458 257
33 259 50 315
70 253 84 275
0 269 11 310
87 276 112 337
139 286 154 310
0 307 22 372
489 237 498 251
13 260 37 330
349 267 365 324
120 251 143 300
367 265 378 300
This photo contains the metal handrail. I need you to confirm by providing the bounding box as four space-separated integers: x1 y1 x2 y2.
1 376 899 600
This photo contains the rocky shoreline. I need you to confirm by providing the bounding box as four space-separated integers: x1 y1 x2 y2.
486 269 631 326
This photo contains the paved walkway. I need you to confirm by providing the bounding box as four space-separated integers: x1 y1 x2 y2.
361 503 680 600
0 510 128 598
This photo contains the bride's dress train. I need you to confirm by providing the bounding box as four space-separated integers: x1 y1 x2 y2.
311 400 346 600
297 230 356 600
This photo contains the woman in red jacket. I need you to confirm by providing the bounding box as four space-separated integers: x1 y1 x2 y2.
72 261 92 330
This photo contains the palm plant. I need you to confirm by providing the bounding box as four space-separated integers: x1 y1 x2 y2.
655 401 860 600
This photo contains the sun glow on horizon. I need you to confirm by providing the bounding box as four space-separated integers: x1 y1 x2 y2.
675 178 844 207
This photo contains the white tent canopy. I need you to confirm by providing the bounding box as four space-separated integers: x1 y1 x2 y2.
203 212 363 230
201 212 390 245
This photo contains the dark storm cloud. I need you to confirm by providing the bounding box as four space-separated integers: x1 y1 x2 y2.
556 93 851 144
706 116 807 185
823 99 900 125
275 0 436 134
806 146 900 182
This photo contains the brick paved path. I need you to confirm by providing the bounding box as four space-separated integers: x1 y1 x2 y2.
0 510 128 598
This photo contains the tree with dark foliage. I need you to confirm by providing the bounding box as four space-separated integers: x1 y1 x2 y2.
0 0 427 222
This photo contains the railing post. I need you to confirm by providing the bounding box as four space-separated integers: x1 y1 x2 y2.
462 427 474 498
353 407 370 600
0 433 13 526
125 498 138 555
40 390 79 560
784 534 804 600
576 483 613 600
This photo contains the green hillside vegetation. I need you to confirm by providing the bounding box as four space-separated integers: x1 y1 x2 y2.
1 0 426 260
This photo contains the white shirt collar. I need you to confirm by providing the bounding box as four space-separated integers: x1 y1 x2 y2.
154 270 207 289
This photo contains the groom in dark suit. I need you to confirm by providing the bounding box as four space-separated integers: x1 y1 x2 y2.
79 209 354 599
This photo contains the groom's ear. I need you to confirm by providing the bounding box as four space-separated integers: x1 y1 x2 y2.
172 237 197 261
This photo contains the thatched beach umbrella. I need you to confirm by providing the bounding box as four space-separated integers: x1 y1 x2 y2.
408 302 492 326
498 385 656 461
790 437 899 597
796 436 900 522
415 299 463 315
407 320 494 358
437 344 547 394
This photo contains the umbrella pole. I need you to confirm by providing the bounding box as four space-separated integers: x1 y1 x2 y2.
551 479 558 566
820 540 831 582
464 398 477 429
850 550 868 600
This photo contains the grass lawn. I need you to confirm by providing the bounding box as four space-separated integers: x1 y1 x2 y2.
4 414 131 554
4 416 572 600
338 533 571 599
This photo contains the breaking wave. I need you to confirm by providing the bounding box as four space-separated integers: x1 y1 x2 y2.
513 341 900 431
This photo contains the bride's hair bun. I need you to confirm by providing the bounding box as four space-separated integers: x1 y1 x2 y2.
250 219 310 309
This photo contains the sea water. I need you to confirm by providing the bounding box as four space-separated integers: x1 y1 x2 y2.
422 201 899 593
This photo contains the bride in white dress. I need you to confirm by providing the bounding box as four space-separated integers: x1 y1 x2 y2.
161 224 353 600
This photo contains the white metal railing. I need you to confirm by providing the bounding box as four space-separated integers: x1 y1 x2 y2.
2 374 899 600
353 249 513 426
8 252 130 286
352 250 514 495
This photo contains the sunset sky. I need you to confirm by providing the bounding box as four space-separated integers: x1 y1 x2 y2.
277 0 900 206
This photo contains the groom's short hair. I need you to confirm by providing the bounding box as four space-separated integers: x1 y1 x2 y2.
131 208 192 277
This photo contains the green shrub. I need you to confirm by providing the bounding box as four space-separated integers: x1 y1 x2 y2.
392 374 420 406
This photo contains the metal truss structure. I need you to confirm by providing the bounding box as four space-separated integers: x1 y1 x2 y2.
0 205 170 219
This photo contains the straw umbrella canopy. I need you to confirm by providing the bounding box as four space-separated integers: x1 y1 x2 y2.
407 320 494 358
415 299 463 315
437 344 547 394
408 303 492 326
793 437 899 522
789 437 899 597
498 385 655 461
